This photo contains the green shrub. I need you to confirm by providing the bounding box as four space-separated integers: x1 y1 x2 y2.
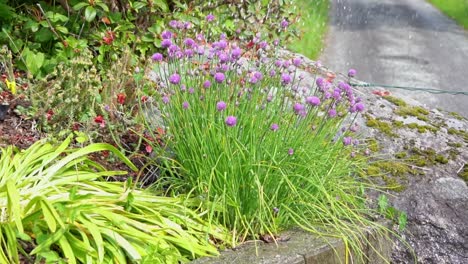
0 135 230 263
0 0 298 77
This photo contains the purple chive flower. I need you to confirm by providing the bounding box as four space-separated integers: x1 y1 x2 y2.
338 81 351 92
183 22 192 29
254 71 263 81
343 137 352 146
288 148 294 155
169 73 181 85
218 52 229 63
293 103 305 114
168 44 179 53
196 33 205 42
162 96 170 104
189 87 195 94
161 39 172 48
349 125 359 132
275 60 283 67
206 14 215 22
225 116 237 127
218 40 228 50
281 73 292 85
269 69 276 77
364 149 371 156
270 123 279 131
292 57 302 67
151 53 163 61
348 69 357 77
214 72 225 83
273 39 280 46
216 101 227 111
249 76 258 84
169 20 178 28
355 103 365 112
231 47 242 59
184 38 195 47
282 60 290 68
333 89 342 100
161 30 172 39
196 46 205 55
281 19 289 28
182 101 189 109
259 41 268 49
203 80 211 88
184 49 194 58
316 77 325 88
328 109 337 117
306 96 321 106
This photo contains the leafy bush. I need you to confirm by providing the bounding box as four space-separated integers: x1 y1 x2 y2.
144 19 387 258
0 0 298 77
0 135 231 263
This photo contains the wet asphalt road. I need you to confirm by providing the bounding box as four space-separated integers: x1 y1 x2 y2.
320 0 468 117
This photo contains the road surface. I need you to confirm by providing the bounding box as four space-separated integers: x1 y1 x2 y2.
320 0 468 117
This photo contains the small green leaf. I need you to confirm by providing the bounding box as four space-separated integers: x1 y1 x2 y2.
56 26 69 34
84 6 97 22
96 2 109 12
377 194 388 214
398 212 407 231
154 0 169 12
73 2 89 11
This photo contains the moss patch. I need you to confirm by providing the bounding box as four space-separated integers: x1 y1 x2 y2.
367 138 380 152
365 114 398 137
409 147 449 166
406 123 438 134
448 112 466 121
382 96 407 107
395 152 407 159
395 105 430 121
373 161 422 176
447 128 468 142
459 164 468 182
393 120 404 128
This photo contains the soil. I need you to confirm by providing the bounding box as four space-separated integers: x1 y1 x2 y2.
0 92 42 149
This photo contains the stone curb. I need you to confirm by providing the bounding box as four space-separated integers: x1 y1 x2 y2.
192 225 392 264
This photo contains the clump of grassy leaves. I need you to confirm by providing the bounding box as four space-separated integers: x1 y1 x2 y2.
0 135 230 263
144 19 391 261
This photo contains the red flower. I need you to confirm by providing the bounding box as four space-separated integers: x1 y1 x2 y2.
102 30 115 45
145 144 153 154
141 95 148 102
117 93 126 104
46 109 54 121
72 122 80 131
94 115 105 127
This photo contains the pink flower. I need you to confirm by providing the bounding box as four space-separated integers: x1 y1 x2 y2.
225 116 237 127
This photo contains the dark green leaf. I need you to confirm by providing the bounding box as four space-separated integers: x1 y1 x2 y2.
84 6 97 22
34 28 54 42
